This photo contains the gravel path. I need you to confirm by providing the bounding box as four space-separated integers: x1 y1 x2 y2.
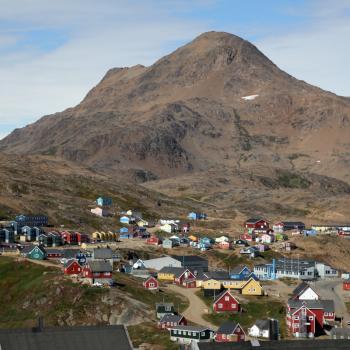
165 284 217 330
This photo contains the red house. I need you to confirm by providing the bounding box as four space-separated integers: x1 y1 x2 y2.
214 321 245 342
213 290 240 313
174 268 196 285
287 299 335 337
245 218 269 231
82 261 113 284
76 232 89 244
146 235 162 246
143 276 159 290
343 279 350 290
182 278 197 288
158 314 187 329
64 259 83 275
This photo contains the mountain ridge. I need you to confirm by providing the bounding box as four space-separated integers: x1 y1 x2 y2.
1 31 350 188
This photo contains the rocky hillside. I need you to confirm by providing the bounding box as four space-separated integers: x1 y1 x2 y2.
0 31 349 221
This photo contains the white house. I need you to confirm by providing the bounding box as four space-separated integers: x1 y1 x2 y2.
215 236 229 243
160 223 177 233
248 320 270 339
91 207 110 217
291 282 319 300
260 233 275 244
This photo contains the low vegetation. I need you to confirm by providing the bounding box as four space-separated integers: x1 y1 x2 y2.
277 170 311 189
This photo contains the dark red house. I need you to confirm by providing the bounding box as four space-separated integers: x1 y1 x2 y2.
174 268 195 286
343 279 350 291
214 321 245 342
146 235 162 246
158 314 187 330
143 276 159 290
182 278 197 288
287 299 334 337
82 261 113 284
64 259 83 275
213 290 240 313
244 218 269 231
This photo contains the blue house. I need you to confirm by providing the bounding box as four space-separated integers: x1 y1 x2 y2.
187 212 208 220
96 197 112 206
120 216 130 224
303 229 317 237
119 227 129 234
229 265 252 280
119 232 133 239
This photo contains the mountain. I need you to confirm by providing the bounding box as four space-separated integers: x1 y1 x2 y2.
1 31 350 221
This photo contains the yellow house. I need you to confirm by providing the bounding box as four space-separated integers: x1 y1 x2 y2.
202 279 222 290
221 279 247 289
157 267 183 281
241 278 263 296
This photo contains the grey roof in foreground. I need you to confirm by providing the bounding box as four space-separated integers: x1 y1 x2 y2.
0 325 133 350
197 339 350 349
288 299 334 313
171 325 212 332
254 319 270 331
217 322 239 334
93 248 113 259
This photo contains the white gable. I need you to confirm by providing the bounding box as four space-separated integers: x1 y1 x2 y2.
299 287 318 300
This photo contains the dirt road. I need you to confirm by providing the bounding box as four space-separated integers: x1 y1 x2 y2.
165 284 217 330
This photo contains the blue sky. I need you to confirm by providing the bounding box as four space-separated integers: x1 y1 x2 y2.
0 0 349 139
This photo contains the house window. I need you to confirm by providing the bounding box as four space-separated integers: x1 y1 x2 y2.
231 304 236 309
294 316 299 320
309 316 314 320
225 296 229 301
201 332 205 336
149 283 154 287
222 334 226 339
218 303 223 308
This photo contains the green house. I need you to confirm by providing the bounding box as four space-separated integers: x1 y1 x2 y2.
27 245 47 260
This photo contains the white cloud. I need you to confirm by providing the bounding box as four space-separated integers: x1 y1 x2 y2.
0 0 211 127
256 0 350 96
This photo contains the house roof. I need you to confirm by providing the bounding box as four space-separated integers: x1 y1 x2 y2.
288 299 334 313
63 249 81 259
93 248 112 259
214 290 238 304
172 255 208 264
217 322 239 334
158 267 190 278
197 339 350 349
155 302 175 313
253 319 270 331
171 325 212 332
159 314 184 323
198 271 230 280
0 325 133 350
88 261 113 273
281 221 305 226
291 282 314 298
230 265 249 274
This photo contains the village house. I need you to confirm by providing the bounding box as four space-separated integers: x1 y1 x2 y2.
245 218 269 234
286 299 335 337
169 325 214 344
15 214 48 229
273 221 306 233
156 302 175 319
213 290 240 313
160 223 178 234
64 259 83 275
22 245 47 260
143 276 159 290
248 319 279 340
162 238 179 249
254 258 338 280
91 207 111 217
120 216 130 224
241 278 264 296
291 282 319 300
214 321 245 342
146 235 162 246
82 261 113 285
46 248 63 259
158 314 187 329
343 279 350 290
91 247 113 265
96 197 112 206
230 265 252 280
0 228 15 244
